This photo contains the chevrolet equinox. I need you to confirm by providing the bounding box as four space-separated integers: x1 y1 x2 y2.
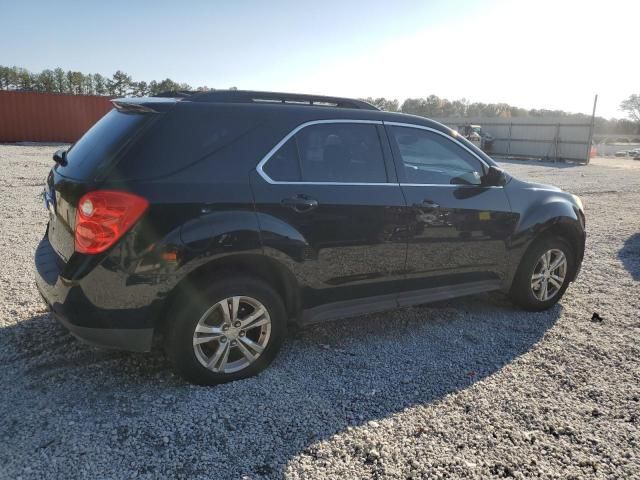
35 90 586 385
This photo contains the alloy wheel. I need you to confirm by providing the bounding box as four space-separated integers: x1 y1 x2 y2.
192 296 271 373
530 249 567 301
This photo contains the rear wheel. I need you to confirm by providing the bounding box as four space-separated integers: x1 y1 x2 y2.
510 237 575 311
165 276 287 385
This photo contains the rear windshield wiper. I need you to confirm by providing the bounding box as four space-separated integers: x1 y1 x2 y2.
53 149 68 167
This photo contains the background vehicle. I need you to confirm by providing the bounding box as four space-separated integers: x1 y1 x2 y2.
35 90 585 385
457 124 494 152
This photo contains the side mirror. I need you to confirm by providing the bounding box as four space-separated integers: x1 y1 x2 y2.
53 149 67 167
482 165 505 187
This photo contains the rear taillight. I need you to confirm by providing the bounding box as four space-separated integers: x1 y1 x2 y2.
74 190 149 254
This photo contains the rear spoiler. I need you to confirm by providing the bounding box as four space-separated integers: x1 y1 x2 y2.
111 97 178 114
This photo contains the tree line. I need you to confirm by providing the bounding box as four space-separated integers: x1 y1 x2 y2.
0 65 209 97
1 65 638 134
361 96 640 135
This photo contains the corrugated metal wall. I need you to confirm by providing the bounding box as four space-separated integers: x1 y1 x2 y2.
433 116 593 163
0 91 113 143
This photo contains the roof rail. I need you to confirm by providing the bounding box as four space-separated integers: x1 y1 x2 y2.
152 90 195 98
185 90 379 110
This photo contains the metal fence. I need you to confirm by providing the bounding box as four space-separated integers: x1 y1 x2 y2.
433 116 593 163
0 91 112 143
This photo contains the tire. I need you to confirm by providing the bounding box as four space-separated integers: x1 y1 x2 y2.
510 236 575 312
164 275 287 385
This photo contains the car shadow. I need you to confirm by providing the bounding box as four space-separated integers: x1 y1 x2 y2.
619 232 640 281
0 294 561 479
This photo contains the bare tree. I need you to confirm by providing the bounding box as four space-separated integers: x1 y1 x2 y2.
620 94 640 123
361 97 400 111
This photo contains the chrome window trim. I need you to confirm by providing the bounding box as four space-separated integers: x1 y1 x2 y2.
256 119 397 186
256 119 498 188
383 121 491 171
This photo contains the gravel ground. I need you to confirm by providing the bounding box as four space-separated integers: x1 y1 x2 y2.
0 145 638 479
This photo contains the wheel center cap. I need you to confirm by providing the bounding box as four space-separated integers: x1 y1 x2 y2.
226 326 242 339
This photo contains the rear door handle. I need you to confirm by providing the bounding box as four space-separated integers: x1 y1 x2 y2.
414 200 440 209
281 195 318 213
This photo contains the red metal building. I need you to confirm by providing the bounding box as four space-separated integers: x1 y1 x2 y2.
0 91 112 143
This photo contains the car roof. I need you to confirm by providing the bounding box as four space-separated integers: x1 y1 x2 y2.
185 90 379 111
114 91 455 134
112 91 496 166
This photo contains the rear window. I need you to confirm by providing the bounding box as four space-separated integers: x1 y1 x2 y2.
57 110 148 180
263 122 388 183
108 105 264 181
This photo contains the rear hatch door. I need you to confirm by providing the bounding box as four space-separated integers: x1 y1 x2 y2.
45 101 167 261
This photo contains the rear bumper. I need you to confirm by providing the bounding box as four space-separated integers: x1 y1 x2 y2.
35 235 156 352
47 304 153 352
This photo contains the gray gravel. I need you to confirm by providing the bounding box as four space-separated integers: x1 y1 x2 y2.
0 145 639 479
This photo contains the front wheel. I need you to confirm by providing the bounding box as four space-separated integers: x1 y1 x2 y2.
510 237 575 311
165 276 287 385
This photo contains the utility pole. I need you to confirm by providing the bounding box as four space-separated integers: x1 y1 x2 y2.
586 94 598 165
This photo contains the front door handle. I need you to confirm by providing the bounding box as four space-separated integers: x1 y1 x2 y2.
281 194 318 213
415 200 440 209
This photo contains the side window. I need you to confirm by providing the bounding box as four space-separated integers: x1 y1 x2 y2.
263 138 301 181
262 122 388 183
389 126 484 185
296 123 387 183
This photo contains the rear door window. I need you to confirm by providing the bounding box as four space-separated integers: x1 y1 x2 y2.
57 110 148 180
263 138 301 182
263 122 388 183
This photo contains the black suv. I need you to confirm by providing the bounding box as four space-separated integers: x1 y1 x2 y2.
35 90 585 385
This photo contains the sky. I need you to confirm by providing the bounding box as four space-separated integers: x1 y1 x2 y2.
2 0 638 119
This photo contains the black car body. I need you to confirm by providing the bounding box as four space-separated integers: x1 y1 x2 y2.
35 90 585 384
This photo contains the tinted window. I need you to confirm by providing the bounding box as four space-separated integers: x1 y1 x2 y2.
389 126 484 185
264 123 388 183
263 138 301 181
59 110 148 180
113 105 262 181
297 123 387 183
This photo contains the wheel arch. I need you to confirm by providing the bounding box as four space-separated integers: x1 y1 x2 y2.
157 253 301 337
513 219 584 287
507 203 585 289
540 220 584 264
